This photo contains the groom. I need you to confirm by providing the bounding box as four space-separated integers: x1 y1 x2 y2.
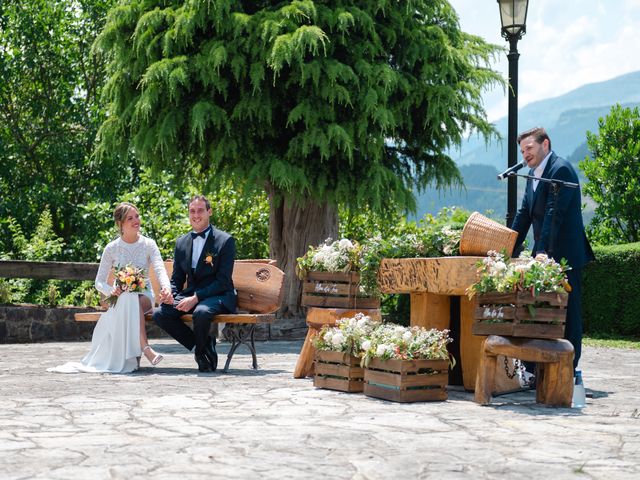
153 195 237 372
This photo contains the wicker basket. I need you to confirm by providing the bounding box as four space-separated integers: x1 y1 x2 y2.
459 212 518 256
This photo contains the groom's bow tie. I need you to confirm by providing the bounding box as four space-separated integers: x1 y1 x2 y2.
191 227 210 239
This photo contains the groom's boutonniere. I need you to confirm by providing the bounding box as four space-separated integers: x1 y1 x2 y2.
204 252 215 267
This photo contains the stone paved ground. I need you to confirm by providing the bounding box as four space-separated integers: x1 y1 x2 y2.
0 340 639 479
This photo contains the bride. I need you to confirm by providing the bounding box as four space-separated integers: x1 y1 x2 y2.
49 202 173 373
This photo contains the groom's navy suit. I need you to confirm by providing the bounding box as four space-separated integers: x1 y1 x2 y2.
153 225 237 354
511 152 595 369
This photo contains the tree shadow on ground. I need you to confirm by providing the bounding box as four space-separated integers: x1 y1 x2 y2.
151 340 303 356
133 367 288 376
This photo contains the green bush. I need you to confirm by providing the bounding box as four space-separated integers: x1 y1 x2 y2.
73 168 270 261
582 242 640 336
0 211 67 304
580 105 640 245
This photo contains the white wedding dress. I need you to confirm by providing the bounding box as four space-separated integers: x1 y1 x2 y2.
48 235 170 374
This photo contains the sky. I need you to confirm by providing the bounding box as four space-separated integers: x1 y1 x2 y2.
448 0 640 121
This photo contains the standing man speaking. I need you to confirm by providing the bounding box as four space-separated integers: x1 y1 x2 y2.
153 195 237 372
511 127 595 372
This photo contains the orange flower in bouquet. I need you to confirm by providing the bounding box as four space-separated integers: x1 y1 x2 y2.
105 264 147 307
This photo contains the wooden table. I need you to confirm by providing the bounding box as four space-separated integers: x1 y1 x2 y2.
293 307 382 379
378 257 520 392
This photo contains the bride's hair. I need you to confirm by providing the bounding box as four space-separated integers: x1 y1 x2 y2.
113 202 137 234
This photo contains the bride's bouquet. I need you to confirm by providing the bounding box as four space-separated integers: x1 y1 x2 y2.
105 264 147 307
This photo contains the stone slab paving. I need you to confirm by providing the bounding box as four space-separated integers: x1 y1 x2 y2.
0 340 639 479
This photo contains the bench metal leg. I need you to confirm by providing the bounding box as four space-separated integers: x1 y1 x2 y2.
222 323 258 372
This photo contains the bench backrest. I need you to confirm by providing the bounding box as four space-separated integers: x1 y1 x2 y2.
149 260 285 314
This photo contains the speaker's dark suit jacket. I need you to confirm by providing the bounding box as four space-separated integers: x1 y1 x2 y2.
171 226 237 313
511 152 594 369
512 152 594 268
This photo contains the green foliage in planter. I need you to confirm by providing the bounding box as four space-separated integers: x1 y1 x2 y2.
359 208 470 296
582 242 640 336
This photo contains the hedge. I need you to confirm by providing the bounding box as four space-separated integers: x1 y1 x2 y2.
582 242 640 337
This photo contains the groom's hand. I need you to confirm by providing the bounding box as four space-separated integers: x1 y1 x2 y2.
176 294 198 312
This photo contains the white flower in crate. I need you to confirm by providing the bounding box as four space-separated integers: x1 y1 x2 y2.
331 331 345 347
312 313 378 356
338 238 353 249
357 315 369 328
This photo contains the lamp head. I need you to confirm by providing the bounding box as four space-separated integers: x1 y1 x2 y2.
497 0 529 41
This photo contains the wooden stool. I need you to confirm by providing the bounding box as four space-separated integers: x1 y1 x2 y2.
293 307 381 379
475 335 574 407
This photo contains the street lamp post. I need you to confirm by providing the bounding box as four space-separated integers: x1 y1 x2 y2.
497 0 529 227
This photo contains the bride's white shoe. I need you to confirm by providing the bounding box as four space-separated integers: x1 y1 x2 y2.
142 345 163 366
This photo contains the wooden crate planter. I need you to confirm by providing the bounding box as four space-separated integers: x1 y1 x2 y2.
473 291 568 339
363 358 448 403
301 271 380 309
313 350 364 393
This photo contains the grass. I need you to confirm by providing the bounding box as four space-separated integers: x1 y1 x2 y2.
583 335 640 350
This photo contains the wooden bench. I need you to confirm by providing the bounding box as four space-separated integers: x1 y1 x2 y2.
474 335 575 407
75 260 285 372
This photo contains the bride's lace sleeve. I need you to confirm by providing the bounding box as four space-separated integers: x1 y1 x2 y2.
148 239 170 290
95 242 115 297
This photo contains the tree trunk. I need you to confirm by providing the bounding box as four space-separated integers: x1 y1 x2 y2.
267 186 338 317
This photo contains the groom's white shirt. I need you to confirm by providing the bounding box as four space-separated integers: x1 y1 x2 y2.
191 228 211 269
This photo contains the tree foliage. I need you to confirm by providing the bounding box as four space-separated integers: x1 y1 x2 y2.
0 0 121 255
94 0 502 213
71 167 270 261
580 104 640 244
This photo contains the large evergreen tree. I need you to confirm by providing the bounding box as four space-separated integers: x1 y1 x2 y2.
94 0 502 313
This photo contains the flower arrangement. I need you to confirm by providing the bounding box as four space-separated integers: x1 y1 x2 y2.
296 238 362 278
313 316 451 366
312 313 378 357
204 252 215 266
466 251 571 298
360 324 452 367
105 264 147 307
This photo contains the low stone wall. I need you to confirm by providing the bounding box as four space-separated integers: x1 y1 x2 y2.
0 304 97 343
0 304 307 343
0 304 170 343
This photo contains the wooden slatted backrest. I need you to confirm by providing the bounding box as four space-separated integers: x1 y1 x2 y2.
149 260 285 314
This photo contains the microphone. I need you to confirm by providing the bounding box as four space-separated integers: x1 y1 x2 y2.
497 161 526 180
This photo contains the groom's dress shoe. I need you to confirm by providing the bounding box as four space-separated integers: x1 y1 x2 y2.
195 353 212 372
204 337 218 372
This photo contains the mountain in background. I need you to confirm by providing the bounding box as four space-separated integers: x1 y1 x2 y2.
413 70 640 221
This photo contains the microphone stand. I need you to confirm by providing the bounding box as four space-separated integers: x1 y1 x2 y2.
506 171 579 189
505 171 579 257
